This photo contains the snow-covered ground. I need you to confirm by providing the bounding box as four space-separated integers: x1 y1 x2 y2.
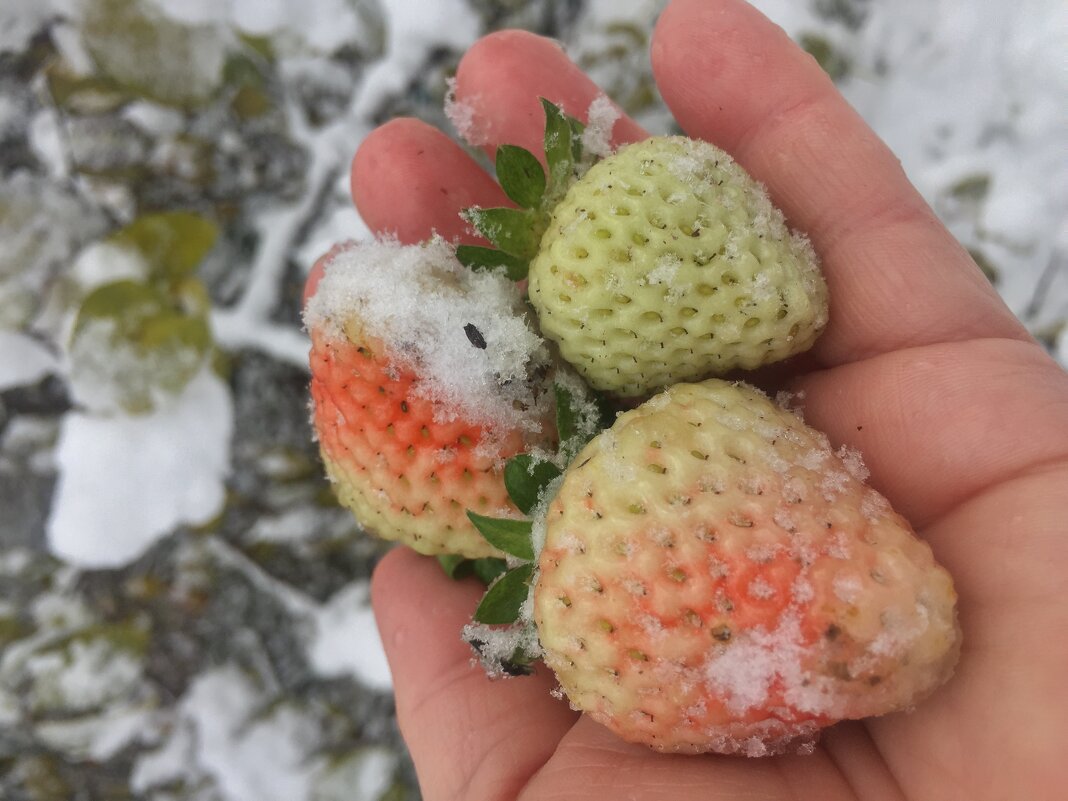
0 1 1065 799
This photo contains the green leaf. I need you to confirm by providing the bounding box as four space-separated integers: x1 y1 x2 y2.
466 511 534 561
555 383 615 462
504 455 562 515
437 554 467 579
474 564 534 625
472 558 509 585
82 0 231 109
541 98 574 195
455 244 528 281
566 114 586 163
74 280 165 339
462 207 540 260
438 555 508 585
109 211 219 282
45 62 131 114
467 636 537 676
496 145 546 209
70 278 213 413
554 383 579 445
74 279 211 355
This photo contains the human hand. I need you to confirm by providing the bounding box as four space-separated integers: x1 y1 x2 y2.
325 1 1068 798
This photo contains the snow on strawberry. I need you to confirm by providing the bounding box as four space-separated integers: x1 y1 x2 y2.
462 102 828 397
304 236 559 559
531 380 960 755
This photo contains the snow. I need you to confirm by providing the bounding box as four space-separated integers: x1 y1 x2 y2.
582 94 621 158
355 0 480 119
461 620 542 679
34 705 154 761
832 573 863 605
704 612 835 717
47 369 233 568
870 602 930 658
312 747 398 801
25 637 143 713
151 0 377 54
122 101 187 136
305 236 554 435
66 315 208 414
294 201 372 276
747 576 776 600
0 0 69 54
133 664 316 801
0 330 58 391
445 76 487 145
308 581 393 691
28 107 68 178
751 0 1067 328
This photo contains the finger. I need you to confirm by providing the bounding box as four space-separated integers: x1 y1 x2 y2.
303 246 339 307
650 0 1028 365
519 716 884 801
351 118 509 244
452 29 648 161
371 547 578 801
792 338 1068 527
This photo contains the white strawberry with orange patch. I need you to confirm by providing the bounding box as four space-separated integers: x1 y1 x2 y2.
305 237 561 560
466 380 960 755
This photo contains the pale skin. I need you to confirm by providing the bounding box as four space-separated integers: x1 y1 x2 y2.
307 1 1068 798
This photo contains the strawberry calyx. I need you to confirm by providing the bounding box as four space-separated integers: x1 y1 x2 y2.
458 99 592 282
444 378 613 678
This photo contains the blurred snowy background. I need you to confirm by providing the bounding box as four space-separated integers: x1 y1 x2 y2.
0 0 1064 798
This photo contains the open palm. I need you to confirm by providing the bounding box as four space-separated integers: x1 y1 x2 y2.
334 2 1068 799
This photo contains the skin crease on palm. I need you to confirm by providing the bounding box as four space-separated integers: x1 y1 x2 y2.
304 1 1068 799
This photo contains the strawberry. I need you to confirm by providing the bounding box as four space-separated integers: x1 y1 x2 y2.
530 380 960 755
305 237 558 559
460 104 828 397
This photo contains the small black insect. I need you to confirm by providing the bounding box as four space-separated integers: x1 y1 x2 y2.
464 323 487 349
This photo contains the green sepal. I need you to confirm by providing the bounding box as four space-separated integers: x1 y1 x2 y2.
554 383 580 445
437 554 466 580
566 114 586 163
504 455 562 515
437 555 508 585
465 630 537 676
496 145 546 209
466 511 534 561
554 383 614 462
462 207 540 260
472 558 509 585
455 244 528 281
474 563 534 624
541 99 575 198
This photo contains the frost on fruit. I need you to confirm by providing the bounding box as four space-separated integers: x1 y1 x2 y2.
533 380 961 755
304 236 554 439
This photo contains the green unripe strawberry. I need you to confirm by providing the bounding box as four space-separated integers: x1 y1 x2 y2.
529 136 828 396
461 105 829 398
